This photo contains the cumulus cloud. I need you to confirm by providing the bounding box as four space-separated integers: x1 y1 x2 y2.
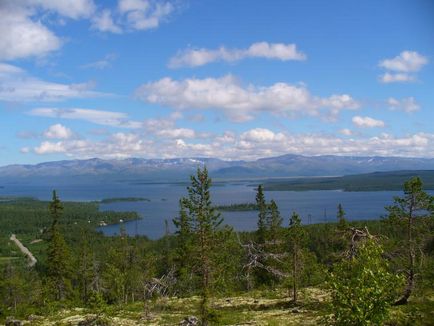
0 63 107 102
168 42 306 68
156 128 196 139
43 124 73 139
387 97 420 113
123 0 173 29
379 72 416 83
29 108 141 128
379 51 428 72
352 116 385 128
0 0 178 61
29 128 434 160
241 128 285 142
136 75 359 122
379 51 428 83
0 2 62 61
34 141 66 154
91 9 122 33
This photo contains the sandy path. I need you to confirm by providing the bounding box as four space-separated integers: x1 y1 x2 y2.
10 234 37 267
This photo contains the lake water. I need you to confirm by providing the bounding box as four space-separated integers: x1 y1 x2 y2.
0 180 422 239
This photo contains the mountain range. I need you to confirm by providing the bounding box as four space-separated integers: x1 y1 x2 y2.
1 154 434 185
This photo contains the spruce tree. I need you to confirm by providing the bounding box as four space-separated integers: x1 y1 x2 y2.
46 190 72 301
336 203 348 230
267 199 283 243
256 185 267 244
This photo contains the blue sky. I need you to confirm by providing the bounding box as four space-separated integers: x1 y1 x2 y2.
0 0 433 165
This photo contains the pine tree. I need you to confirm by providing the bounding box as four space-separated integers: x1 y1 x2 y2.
256 185 267 244
46 190 72 301
288 212 306 302
181 167 223 325
336 203 348 231
386 177 434 305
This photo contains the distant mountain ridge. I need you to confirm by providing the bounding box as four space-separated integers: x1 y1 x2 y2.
1 154 434 184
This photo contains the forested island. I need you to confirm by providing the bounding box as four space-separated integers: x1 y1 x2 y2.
215 203 259 211
0 168 433 325
100 197 151 204
263 170 434 191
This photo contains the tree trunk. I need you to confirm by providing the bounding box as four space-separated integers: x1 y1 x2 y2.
292 246 297 302
395 210 415 305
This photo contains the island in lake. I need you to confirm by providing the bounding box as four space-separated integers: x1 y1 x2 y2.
100 197 151 204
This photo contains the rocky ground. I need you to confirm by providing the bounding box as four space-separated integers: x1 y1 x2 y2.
5 287 434 325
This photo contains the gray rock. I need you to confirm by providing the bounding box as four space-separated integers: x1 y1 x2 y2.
5 318 22 326
179 315 200 326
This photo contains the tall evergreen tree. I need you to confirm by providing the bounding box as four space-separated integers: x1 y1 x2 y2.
46 190 72 301
288 212 306 302
173 199 195 294
336 203 348 230
267 200 283 243
256 185 267 244
181 167 223 325
386 177 434 305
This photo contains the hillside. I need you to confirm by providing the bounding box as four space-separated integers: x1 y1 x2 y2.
263 170 434 191
1 154 434 184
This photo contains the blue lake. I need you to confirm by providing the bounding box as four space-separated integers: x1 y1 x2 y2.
0 180 424 239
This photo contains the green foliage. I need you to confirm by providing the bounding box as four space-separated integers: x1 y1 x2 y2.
46 191 73 301
176 167 225 325
336 204 348 231
263 170 434 192
327 239 403 325
255 185 267 244
215 202 259 211
267 200 283 243
386 176 434 305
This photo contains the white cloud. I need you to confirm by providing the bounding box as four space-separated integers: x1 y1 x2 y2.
0 3 61 61
0 0 177 61
0 63 107 102
91 9 122 33
30 0 96 19
387 97 419 113
352 116 385 128
29 108 141 128
80 53 118 69
241 128 285 142
136 75 359 122
34 141 66 154
43 124 73 139
156 128 196 139
339 128 353 136
30 128 434 160
379 51 428 72
378 51 428 83
169 42 306 68
379 72 416 84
